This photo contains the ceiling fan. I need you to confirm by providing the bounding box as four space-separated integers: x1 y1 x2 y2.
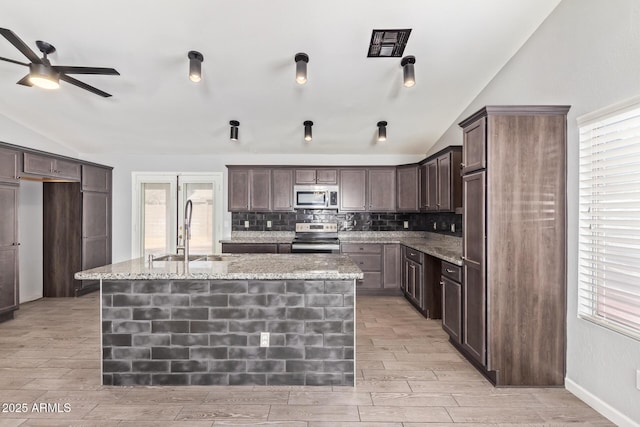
0 28 119 97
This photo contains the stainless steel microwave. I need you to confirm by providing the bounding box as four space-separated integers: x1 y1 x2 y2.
293 185 339 209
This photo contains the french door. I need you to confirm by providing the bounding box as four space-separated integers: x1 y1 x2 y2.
132 173 223 257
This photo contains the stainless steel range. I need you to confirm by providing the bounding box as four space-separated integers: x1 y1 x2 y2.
291 223 340 253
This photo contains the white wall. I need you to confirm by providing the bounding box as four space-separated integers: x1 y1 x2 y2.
429 0 640 424
80 153 423 263
18 179 43 303
0 113 78 157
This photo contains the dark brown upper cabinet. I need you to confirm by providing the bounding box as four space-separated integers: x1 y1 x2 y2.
462 116 486 174
82 165 111 192
396 164 419 212
0 148 20 184
339 169 367 211
271 168 294 212
227 167 272 212
295 168 338 185
419 147 462 213
367 168 396 212
23 153 81 181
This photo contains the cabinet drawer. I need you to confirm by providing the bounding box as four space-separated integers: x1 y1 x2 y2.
404 247 423 264
349 254 382 272
341 243 382 254
441 261 462 282
358 272 382 288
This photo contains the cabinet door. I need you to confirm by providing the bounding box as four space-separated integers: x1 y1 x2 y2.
316 169 337 184
437 154 451 211
82 192 111 270
82 165 111 192
0 185 19 315
228 169 249 211
419 164 428 210
23 153 54 176
272 169 293 211
249 169 272 211
368 168 396 211
54 159 81 180
426 160 438 211
383 244 400 289
339 169 367 211
396 165 419 212
441 276 462 344
295 169 316 184
462 117 486 174
0 148 20 184
222 243 278 253
462 170 486 365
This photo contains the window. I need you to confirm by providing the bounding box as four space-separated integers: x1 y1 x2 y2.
578 97 640 340
132 173 223 257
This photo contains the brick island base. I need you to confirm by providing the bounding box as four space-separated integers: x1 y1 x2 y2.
101 279 355 386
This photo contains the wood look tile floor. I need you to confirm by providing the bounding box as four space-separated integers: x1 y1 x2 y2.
0 294 614 426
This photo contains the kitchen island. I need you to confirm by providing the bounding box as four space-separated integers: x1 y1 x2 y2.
75 254 362 387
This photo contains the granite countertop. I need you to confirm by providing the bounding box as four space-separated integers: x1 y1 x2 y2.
75 253 364 281
222 231 463 266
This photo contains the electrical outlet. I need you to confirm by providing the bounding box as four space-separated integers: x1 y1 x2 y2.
244 220 249 228
451 224 456 232
433 222 437 230
403 221 409 229
260 332 270 347
636 369 640 390
266 220 272 228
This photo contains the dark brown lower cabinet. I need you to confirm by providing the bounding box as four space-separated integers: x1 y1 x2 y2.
441 261 462 345
222 243 279 253
401 246 442 319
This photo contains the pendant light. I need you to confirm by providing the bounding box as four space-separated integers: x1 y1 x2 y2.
230 120 240 141
303 120 313 141
188 51 204 82
29 63 60 89
401 55 415 87
295 53 309 84
377 121 387 141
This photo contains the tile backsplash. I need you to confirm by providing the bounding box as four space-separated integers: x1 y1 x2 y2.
232 210 462 236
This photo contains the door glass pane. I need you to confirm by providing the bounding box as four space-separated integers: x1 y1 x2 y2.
182 182 214 254
142 183 172 256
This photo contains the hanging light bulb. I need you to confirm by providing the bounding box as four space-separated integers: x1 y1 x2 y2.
188 51 204 82
303 120 313 141
295 53 309 84
401 55 416 87
377 121 387 141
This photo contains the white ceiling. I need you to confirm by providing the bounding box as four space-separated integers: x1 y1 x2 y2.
0 0 561 156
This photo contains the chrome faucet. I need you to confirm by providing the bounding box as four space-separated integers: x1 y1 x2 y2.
183 199 193 265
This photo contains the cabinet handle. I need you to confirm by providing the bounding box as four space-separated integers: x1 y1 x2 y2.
446 268 455 273
12 242 21 246
440 281 445 286
460 163 466 169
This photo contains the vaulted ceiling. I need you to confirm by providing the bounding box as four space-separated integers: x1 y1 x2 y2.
0 0 561 155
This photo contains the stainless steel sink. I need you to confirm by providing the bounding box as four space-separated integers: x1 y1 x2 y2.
152 254 204 261
197 255 235 262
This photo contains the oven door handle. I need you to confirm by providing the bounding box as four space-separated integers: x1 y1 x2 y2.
291 243 340 251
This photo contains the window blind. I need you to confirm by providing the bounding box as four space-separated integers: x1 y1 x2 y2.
578 100 640 341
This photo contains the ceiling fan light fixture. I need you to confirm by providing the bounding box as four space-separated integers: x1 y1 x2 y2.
230 120 240 141
303 120 313 141
28 63 59 89
377 121 387 142
295 53 309 85
188 51 204 82
401 55 416 87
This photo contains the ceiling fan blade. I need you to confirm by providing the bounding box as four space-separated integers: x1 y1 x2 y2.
16 75 33 86
59 74 112 97
0 28 41 64
0 56 29 67
53 66 120 75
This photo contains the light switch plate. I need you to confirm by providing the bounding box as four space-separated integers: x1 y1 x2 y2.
636 369 640 390
403 221 409 229
451 224 456 232
244 221 250 228
267 220 272 228
260 332 270 347
433 223 437 230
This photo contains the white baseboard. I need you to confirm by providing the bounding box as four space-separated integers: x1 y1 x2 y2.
565 378 639 427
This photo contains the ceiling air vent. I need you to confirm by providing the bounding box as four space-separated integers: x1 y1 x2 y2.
367 29 412 57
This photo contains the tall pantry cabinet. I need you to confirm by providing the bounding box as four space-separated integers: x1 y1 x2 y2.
0 147 20 322
459 106 569 386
